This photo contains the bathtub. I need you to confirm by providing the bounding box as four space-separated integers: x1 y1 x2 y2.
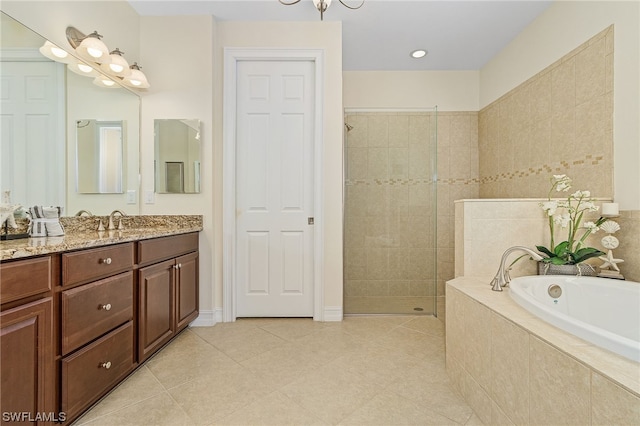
509 275 640 362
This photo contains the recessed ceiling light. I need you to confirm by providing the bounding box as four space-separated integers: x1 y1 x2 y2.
411 49 427 59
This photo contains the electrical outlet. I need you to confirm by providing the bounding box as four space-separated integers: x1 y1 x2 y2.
144 190 155 204
126 190 136 204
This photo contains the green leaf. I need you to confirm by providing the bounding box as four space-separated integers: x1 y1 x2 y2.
550 257 569 265
536 245 554 258
574 247 605 263
554 241 569 256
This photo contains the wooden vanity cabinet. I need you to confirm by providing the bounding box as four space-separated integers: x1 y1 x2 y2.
137 233 199 362
58 243 135 422
0 256 55 425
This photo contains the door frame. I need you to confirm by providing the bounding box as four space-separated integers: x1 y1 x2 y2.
222 48 325 322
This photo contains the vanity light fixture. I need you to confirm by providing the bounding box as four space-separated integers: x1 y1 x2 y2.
73 30 110 63
93 76 118 89
100 48 131 77
66 59 100 77
411 49 428 59
122 63 150 89
39 40 72 63
64 26 149 89
278 0 364 21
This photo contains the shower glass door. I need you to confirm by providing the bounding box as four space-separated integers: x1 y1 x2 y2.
343 108 438 315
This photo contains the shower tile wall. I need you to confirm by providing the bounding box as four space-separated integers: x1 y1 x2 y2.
435 112 480 319
344 111 480 317
344 112 437 314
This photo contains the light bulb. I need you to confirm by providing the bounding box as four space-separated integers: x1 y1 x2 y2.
77 63 93 73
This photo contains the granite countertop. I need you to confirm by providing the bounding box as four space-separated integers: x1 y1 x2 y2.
0 215 203 261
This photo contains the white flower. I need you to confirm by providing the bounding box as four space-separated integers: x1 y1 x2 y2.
554 213 570 228
583 222 599 232
582 201 598 212
553 175 572 192
541 201 558 216
571 190 590 198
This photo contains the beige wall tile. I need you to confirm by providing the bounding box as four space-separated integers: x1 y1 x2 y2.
490 313 530 425
479 27 613 200
463 297 492 392
591 371 640 425
529 336 591 425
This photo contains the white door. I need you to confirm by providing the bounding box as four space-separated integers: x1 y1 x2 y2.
0 61 63 206
235 60 315 317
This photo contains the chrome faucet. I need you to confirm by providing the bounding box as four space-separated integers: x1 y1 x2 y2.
490 246 544 291
75 209 93 216
108 210 127 231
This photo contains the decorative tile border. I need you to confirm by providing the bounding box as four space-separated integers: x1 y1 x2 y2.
480 153 606 184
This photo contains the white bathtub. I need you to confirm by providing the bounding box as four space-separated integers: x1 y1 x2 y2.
509 275 640 362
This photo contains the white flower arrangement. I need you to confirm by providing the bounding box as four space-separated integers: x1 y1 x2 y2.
537 175 607 265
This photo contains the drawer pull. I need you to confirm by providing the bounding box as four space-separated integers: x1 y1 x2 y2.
100 257 112 265
100 361 112 369
100 303 112 311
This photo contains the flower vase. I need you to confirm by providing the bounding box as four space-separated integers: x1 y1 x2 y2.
537 262 597 277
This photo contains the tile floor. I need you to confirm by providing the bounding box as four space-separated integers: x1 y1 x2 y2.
75 316 482 425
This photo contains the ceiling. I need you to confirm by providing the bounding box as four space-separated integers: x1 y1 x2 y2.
128 0 553 71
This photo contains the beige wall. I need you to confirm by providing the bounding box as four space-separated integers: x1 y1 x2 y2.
215 21 345 318
0 1 140 61
479 26 614 200
138 16 215 321
343 71 479 112
480 1 640 210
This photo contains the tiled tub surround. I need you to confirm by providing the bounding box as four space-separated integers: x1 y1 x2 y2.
455 199 640 283
446 278 640 425
0 215 203 260
478 25 614 200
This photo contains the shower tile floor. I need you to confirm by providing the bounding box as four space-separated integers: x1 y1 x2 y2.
75 316 481 425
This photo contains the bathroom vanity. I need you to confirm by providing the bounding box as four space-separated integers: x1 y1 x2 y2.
0 216 202 425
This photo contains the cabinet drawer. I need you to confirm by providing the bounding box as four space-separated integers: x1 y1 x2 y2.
138 233 198 266
0 256 51 304
61 321 134 419
61 271 133 354
62 243 134 286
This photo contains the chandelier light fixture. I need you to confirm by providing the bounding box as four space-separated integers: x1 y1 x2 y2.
278 0 364 21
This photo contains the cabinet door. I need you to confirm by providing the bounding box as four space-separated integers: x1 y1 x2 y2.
176 252 199 331
138 259 175 362
1 298 54 425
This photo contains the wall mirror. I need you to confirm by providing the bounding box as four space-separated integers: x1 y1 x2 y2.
0 11 141 215
154 119 201 194
76 119 124 193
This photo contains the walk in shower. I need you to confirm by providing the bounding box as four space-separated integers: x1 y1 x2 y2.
343 109 438 315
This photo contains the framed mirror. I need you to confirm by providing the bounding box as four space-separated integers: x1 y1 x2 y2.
154 119 201 194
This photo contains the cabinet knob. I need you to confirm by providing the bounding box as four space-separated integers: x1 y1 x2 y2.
100 361 112 369
100 303 112 311
177 263 182 269
100 257 112 265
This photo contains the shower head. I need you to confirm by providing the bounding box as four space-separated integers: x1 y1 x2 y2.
344 122 354 132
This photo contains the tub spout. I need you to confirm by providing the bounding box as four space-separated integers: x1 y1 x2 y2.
490 246 544 291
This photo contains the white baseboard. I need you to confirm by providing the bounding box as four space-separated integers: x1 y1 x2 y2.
322 306 343 322
190 309 219 327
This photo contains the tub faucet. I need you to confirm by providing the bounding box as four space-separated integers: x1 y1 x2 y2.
108 210 127 231
490 246 544 292
75 210 93 216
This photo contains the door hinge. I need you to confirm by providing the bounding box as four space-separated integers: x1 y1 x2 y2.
308 217 314 225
